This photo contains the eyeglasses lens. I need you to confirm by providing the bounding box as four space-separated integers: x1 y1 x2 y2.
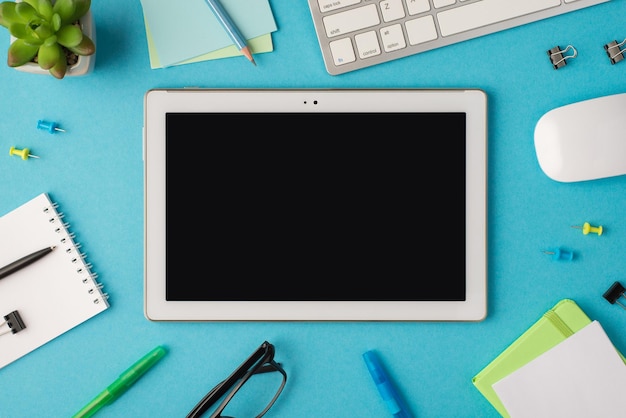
208 363 286 418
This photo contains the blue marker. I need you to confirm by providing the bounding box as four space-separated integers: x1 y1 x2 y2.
363 350 413 418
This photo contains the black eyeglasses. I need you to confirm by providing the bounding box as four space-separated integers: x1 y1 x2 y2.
186 341 287 418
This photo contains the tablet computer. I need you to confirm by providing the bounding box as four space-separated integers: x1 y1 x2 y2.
143 89 488 321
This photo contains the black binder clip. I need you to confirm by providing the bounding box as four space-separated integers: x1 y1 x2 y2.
603 281 626 310
604 39 626 64
0 310 26 336
547 45 577 69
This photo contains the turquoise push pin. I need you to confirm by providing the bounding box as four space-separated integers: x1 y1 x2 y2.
37 119 65 134
542 248 574 261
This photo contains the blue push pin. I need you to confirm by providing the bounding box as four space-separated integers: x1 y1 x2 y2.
542 248 574 261
37 119 65 134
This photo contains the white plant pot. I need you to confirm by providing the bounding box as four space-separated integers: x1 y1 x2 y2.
10 9 96 77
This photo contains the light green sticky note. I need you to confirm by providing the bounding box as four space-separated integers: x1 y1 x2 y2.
140 0 277 67
144 18 274 69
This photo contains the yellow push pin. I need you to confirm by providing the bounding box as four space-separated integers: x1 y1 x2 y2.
9 146 39 160
571 222 603 236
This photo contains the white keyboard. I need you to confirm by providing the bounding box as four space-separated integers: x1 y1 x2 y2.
307 0 611 75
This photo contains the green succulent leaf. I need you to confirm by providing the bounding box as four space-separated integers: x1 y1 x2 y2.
42 34 56 46
66 33 94 56
7 38 39 66
26 18 54 39
52 0 90 24
51 0 74 22
21 0 40 10
70 0 90 21
8 22 26 37
51 12 60 31
9 22 41 43
0 2 25 28
14 2 38 22
51 0 91 25
49 54 67 79
29 0 53 20
37 41 62 69
56 24 81 47
66 0 88 23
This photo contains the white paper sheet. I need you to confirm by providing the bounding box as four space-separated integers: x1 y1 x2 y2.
492 320 626 417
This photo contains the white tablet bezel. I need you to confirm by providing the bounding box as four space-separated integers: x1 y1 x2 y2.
144 88 488 321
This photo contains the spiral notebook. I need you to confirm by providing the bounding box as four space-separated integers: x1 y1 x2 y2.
0 193 109 369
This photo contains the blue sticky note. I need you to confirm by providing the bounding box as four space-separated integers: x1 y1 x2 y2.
140 0 278 67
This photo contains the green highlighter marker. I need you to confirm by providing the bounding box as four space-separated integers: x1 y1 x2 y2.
73 345 167 418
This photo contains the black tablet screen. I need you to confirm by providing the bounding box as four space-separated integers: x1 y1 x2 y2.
165 113 466 301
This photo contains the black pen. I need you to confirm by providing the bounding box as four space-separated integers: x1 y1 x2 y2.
0 246 56 280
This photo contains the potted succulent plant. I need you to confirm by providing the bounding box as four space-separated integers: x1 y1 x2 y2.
0 0 95 79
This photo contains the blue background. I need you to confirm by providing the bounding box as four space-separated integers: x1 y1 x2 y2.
1 1 626 417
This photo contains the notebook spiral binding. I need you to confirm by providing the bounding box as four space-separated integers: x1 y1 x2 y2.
43 201 109 305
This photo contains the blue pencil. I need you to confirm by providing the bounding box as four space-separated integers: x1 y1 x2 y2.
204 0 256 65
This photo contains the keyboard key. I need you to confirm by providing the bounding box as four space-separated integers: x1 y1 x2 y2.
380 0 406 22
380 24 406 52
329 37 356 65
323 4 380 38
316 0 361 13
407 0 431 15
433 0 455 8
355 31 382 59
437 0 561 37
405 15 438 46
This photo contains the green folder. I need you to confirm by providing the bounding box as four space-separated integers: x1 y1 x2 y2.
472 299 593 417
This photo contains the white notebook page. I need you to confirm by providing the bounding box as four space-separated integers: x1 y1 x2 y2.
492 320 626 417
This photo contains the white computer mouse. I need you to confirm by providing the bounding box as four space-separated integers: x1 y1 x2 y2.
534 92 626 182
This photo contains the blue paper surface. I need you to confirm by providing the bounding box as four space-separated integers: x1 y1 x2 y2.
1 1 626 417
